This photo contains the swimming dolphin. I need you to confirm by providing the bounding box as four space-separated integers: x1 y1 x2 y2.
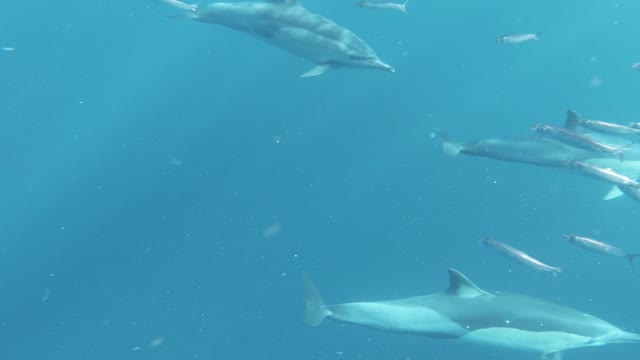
434 131 640 200
153 0 395 77
434 129 602 167
304 269 640 360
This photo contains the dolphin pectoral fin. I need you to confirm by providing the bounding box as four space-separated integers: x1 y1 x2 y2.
303 272 332 326
604 186 624 200
300 64 332 78
541 352 562 360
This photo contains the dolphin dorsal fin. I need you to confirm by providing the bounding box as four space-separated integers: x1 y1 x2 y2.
446 269 492 297
564 110 581 130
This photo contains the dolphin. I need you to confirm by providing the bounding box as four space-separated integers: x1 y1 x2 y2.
434 130 604 167
153 0 395 77
434 131 640 200
304 269 640 360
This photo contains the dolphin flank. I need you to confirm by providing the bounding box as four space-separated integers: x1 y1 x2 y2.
153 0 395 77
304 269 640 360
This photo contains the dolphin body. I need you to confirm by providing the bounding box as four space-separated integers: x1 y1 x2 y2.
436 131 640 200
435 129 615 167
304 269 640 360
154 0 395 77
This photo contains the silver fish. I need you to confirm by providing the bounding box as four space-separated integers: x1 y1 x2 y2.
563 235 639 265
496 32 541 44
532 124 626 160
564 161 640 188
566 110 640 136
481 238 561 276
355 0 408 13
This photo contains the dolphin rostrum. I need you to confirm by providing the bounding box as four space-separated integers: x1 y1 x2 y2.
304 269 640 360
153 0 395 77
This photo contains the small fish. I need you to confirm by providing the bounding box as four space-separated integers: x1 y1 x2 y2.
632 63 640 71
531 124 627 161
629 122 640 130
1 47 15 52
563 235 640 266
355 0 408 13
580 119 640 135
567 110 640 136
564 161 640 188
481 238 561 276
496 32 541 44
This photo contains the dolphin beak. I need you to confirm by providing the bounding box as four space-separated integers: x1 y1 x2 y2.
372 59 395 73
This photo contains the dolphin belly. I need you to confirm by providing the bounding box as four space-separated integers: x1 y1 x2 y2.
462 327 594 354
327 301 468 338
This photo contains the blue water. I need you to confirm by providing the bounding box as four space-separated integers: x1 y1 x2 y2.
1 0 639 359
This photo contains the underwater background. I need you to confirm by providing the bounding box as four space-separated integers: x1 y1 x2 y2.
1 0 639 359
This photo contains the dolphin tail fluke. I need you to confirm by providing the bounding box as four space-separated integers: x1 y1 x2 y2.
153 0 198 12
303 272 331 326
433 129 465 157
401 0 409 13
541 352 562 360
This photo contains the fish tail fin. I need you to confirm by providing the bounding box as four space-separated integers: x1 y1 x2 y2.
303 272 331 326
617 151 625 162
627 254 640 267
534 31 543 40
551 266 563 277
153 0 198 13
433 129 465 157
402 0 409 11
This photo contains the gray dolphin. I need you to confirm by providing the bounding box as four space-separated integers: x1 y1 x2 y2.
304 269 640 360
435 130 640 200
434 130 599 167
154 0 395 77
